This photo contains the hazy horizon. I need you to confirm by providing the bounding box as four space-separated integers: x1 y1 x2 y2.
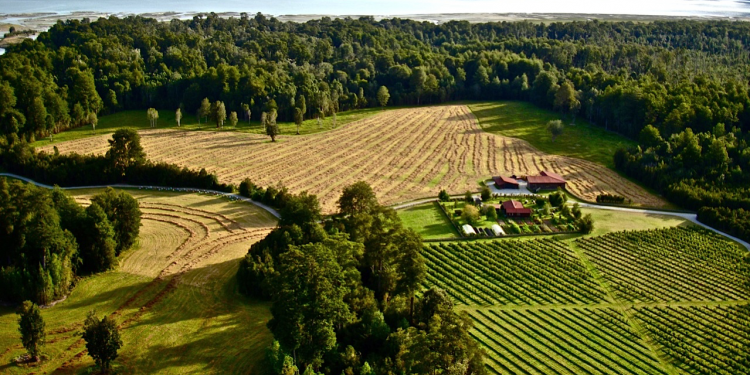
1 0 750 17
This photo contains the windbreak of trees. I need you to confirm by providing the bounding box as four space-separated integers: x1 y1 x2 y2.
0 180 141 304
237 181 485 374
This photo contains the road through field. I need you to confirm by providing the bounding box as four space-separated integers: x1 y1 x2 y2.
40 105 667 213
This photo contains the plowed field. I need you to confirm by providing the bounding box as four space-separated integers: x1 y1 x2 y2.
42 105 666 212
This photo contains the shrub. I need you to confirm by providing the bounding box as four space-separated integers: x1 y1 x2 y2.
18 301 45 362
438 189 450 202
480 186 491 201
461 204 480 226
596 193 626 204
82 310 122 373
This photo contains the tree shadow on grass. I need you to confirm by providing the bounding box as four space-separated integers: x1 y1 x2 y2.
114 258 273 374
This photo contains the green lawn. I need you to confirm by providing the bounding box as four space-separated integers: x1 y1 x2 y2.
398 202 459 240
468 101 636 168
31 107 387 147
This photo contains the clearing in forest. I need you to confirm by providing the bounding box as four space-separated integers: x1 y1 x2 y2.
428 226 750 375
0 189 277 374
42 105 667 213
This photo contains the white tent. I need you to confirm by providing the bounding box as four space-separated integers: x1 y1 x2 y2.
491 224 505 236
462 224 476 236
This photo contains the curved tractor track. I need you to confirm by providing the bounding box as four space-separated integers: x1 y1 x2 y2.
48 195 273 374
42 105 666 213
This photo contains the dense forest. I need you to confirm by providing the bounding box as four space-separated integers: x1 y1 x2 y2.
0 15 749 238
0 181 141 304
238 181 485 374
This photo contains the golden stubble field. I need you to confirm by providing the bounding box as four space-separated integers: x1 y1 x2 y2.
42 105 667 213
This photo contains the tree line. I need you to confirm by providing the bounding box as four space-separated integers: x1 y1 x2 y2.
237 181 485 374
0 180 141 304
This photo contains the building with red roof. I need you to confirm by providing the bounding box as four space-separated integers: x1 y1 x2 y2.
527 171 566 191
493 176 519 189
499 200 532 217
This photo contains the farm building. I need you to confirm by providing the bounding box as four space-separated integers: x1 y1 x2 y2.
527 171 566 191
491 224 505 236
500 200 533 217
493 176 520 189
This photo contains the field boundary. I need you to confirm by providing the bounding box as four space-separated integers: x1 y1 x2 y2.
0 172 281 219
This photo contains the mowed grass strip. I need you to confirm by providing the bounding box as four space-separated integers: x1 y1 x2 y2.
397 202 459 240
469 101 635 169
0 189 277 374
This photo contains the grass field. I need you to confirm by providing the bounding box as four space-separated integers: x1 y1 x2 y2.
0 189 277 374
400 202 689 240
31 107 386 147
469 101 635 169
42 105 666 213
424 226 750 374
397 202 459 239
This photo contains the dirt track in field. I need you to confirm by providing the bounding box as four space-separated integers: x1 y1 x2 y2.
42 105 667 213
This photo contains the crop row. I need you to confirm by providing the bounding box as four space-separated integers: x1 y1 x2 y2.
423 239 608 305
576 226 750 302
636 304 750 375
468 307 668 375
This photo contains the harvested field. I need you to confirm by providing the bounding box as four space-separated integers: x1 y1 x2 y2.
0 189 277 374
42 105 667 212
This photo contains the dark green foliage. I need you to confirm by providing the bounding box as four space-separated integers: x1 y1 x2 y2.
78 203 117 273
464 191 473 203
596 193 626 204
480 185 491 201
239 178 257 198
549 189 566 207
337 181 379 217
106 129 145 177
576 213 595 234
240 182 480 373
91 187 141 255
82 310 122 373
17 300 45 361
438 189 450 202
697 206 750 242
0 179 77 304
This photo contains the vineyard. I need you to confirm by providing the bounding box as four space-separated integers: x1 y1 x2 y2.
426 226 750 374
423 240 607 305
41 105 666 213
0 189 277 374
575 226 750 302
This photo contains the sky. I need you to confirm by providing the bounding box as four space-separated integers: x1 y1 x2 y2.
0 0 749 16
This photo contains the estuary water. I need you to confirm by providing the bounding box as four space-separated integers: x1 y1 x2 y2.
1 0 750 18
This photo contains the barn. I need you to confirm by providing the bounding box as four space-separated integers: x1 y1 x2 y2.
493 176 520 189
527 171 566 191
500 200 532 217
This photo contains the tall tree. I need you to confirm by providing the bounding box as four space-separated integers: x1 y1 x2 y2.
393 229 425 322
78 203 117 273
228 111 238 127
91 188 142 254
198 98 210 124
106 129 146 176
377 86 390 108
294 107 304 135
265 110 280 142
88 111 98 132
146 108 158 128
547 120 564 142
175 108 182 127
554 81 581 122
17 301 45 362
211 101 226 128
82 311 122 374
